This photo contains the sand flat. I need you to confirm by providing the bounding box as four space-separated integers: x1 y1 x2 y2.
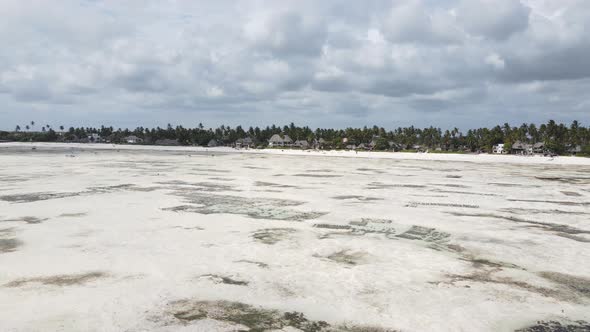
0 143 589 331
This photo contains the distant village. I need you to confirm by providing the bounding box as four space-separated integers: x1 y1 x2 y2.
1 120 588 156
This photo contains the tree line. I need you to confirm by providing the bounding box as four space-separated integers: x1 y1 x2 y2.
1 120 589 155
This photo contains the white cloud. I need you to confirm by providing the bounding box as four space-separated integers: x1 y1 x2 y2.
485 53 506 70
380 0 462 44
206 86 224 98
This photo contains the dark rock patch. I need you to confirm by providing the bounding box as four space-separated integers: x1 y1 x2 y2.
431 189 498 197
243 166 268 170
1 216 48 224
252 228 297 245
208 177 235 181
460 256 522 270
293 174 343 178
314 224 352 230
332 195 384 202
367 182 426 189
5 271 108 287
515 320 590 331
561 191 583 197
322 250 368 266
538 272 590 298
356 168 386 174
163 192 326 221
318 219 397 240
198 274 249 286
447 212 590 240
554 233 590 243
158 180 238 192
0 192 79 203
254 181 298 188
308 169 335 173
446 269 567 300
535 176 590 185
170 226 204 231
0 238 22 253
499 208 586 216
166 300 395 331
507 199 590 207
194 168 231 173
396 226 451 244
235 260 269 268
488 182 540 188
430 183 470 188
407 202 479 209
58 212 88 218
0 184 156 203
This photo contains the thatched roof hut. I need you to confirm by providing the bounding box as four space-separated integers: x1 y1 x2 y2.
268 134 293 147
293 140 309 149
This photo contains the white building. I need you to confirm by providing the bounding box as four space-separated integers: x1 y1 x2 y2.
125 135 143 144
88 133 102 143
492 143 505 154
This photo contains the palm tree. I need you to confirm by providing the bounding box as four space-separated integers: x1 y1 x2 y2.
59 125 64 131
25 125 30 131
15 125 21 132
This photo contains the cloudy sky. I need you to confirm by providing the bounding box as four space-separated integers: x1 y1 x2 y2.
1 0 589 130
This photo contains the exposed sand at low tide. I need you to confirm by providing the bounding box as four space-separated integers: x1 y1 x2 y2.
0 143 589 331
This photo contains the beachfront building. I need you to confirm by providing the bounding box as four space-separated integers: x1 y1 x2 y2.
283 135 293 147
207 139 218 147
389 142 403 151
568 145 582 155
532 142 546 155
312 138 328 149
268 134 293 147
411 144 426 152
511 141 531 155
369 140 377 151
268 134 282 147
235 137 255 148
492 143 505 154
293 140 310 149
88 133 103 143
125 135 143 144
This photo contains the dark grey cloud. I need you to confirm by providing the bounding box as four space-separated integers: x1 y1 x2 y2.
0 0 589 130
455 0 530 40
501 46 590 82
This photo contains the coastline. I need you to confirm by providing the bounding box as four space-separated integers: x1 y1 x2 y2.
1 141 589 166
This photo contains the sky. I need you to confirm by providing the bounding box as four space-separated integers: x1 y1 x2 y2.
1 0 589 130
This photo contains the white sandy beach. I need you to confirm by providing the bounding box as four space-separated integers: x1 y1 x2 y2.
3 142 590 166
0 142 589 331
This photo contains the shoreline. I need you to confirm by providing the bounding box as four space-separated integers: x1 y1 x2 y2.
1 141 589 166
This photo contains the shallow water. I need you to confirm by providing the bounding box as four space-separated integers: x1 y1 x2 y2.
0 145 589 332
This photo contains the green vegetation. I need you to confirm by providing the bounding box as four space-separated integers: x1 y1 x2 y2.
1 120 588 156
